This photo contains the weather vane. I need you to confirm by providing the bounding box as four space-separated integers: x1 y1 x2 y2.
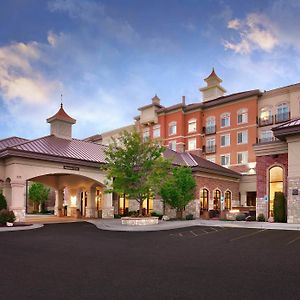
61 94 63 108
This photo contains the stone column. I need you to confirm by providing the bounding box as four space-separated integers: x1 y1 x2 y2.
54 189 64 216
68 188 78 217
10 180 26 221
2 181 12 208
85 187 96 218
102 192 114 219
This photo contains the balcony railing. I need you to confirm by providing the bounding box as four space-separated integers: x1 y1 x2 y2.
275 112 290 124
205 125 216 135
258 116 273 127
205 145 216 154
258 137 278 143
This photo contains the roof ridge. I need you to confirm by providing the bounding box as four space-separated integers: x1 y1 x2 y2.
0 136 28 143
186 152 198 166
9 135 52 149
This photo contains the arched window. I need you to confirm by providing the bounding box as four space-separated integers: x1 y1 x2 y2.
259 107 273 126
200 189 209 211
276 103 289 123
206 116 216 134
213 189 221 210
269 166 284 217
237 108 248 124
224 191 231 210
221 113 230 128
168 122 177 136
188 119 197 133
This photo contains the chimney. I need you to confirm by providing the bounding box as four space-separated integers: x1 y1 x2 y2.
182 96 186 106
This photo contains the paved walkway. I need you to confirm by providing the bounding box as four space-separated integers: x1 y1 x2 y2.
3 216 300 232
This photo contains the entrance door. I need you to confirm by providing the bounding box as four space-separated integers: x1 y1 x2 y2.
246 192 256 206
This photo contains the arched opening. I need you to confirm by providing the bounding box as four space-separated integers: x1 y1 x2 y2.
200 189 209 214
213 189 221 210
269 166 284 217
224 190 231 210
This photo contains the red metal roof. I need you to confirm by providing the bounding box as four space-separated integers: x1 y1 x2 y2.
47 104 76 124
0 137 29 151
5 135 107 164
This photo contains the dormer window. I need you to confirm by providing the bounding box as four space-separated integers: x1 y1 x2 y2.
221 113 230 128
169 122 177 136
188 119 197 133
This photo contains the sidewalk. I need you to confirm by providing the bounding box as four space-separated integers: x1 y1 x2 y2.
0 224 43 233
88 218 300 232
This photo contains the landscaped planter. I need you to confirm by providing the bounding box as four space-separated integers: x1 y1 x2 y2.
121 217 159 226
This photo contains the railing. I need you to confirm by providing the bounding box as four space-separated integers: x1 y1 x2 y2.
275 112 290 124
258 137 277 143
258 116 273 127
205 125 216 135
205 145 216 153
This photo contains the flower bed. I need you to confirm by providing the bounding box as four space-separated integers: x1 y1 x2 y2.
121 217 159 226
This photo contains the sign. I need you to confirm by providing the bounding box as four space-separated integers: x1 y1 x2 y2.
263 195 268 202
63 165 80 171
292 189 299 195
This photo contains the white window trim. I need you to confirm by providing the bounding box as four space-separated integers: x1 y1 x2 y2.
237 108 248 125
237 151 248 165
153 125 160 138
220 134 230 147
188 138 197 151
220 112 230 128
220 154 230 166
237 130 248 145
188 119 197 133
168 140 177 151
168 122 177 136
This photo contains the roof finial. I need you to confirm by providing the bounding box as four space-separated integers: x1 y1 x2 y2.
60 94 63 108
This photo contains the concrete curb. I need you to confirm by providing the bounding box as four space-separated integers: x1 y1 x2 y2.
88 219 300 232
0 224 44 233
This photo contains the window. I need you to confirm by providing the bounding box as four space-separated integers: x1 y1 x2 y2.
143 127 150 141
118 193 129 215
224 191 231 210
200 189 209 211
169 140 176 151
276 103 289 123
206 138 216 153
221 113 230 128
169 122 177 136
206 116 216 134
188 119 197 133
142 195 153 214
220 154 230 166
269 166 284 217
259 107 273 126
188 138 197 150
237 152 248 164
153 125 160 138
213 190 221 209
221 134 230 147
206 156 216 163
237 131 248 144
260 130 273 143
237 108 248 124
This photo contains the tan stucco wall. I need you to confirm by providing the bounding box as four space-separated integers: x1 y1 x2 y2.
239 174 257 206
101 124 135 146
140 106 158 124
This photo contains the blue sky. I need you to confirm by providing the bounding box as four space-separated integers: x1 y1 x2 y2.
1 0 300 139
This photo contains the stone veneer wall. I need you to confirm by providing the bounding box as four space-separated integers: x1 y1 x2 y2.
287 177 300 223
256 154 288 218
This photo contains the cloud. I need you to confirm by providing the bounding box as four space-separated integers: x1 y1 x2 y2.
0 39 62 104
224 13 278 54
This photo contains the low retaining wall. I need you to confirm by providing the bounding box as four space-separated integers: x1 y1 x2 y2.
121 217 159 226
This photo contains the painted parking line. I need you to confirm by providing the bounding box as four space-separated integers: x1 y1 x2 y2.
229 229 267 242
287 235 300 245
169 226 227 239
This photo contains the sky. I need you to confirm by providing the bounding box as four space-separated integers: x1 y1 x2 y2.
0 0 300 139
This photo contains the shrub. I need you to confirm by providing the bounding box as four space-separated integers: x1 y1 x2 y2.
236 213 247 221
257 213 265 222
128 211 138 217
0 209 16 225
185 214 194 220
274 192 287 223
151 211 163 219
208 209 220 218
114 214 121 219
0 193 7 210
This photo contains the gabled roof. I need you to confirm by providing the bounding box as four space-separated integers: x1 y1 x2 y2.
163 148 241 179
0 136 29 151
0 135 107 164
47 104 76 124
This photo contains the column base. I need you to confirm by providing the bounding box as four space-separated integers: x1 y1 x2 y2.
11 207 25 222
85 207 96 218
102 207 114 219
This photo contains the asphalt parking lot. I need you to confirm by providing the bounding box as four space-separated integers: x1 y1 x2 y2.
1 222 300 300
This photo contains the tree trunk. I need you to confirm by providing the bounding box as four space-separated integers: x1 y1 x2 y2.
176 208 183 219
139 200 144 217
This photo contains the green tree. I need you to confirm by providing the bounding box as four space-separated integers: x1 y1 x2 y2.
160 166 196 219
274 191 287 223
0 193 7 210
29 183 50 212
103 130 171 216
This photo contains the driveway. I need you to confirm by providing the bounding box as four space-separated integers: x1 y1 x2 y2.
1 222 300 300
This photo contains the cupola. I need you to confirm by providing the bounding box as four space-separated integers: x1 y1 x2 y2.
46 104 76 140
